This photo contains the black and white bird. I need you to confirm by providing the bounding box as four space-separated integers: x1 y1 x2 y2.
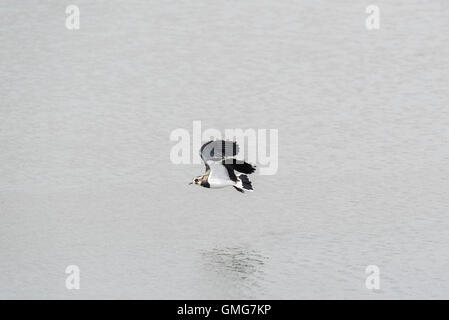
189 140 256 193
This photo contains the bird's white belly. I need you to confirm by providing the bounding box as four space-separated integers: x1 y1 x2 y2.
208 176 235 188
207 162 235 188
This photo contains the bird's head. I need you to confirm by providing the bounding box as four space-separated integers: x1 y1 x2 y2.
189 176 202 186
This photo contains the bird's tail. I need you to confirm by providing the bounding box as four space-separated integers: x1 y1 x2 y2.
234 174 254 193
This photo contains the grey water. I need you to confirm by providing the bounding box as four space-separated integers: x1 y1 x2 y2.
0 0 448 299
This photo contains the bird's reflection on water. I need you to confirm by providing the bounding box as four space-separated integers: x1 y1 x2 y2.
200 247 268 297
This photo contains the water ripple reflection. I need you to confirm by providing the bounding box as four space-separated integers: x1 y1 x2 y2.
200 247 268 297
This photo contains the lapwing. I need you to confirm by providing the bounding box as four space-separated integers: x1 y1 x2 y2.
189 140 256 193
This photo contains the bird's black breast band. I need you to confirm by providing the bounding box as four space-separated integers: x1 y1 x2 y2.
201 181 210 188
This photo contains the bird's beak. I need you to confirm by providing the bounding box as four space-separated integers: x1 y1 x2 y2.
188 182 193 185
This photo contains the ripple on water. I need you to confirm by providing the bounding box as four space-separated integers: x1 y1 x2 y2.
200 247 269 298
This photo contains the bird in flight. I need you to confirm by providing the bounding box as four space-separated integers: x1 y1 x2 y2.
189 140 256 193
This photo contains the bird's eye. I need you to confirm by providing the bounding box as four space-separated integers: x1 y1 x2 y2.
195 179 199 182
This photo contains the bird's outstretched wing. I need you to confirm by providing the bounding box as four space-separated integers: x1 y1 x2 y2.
200 140 239 162
200 140 239 173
